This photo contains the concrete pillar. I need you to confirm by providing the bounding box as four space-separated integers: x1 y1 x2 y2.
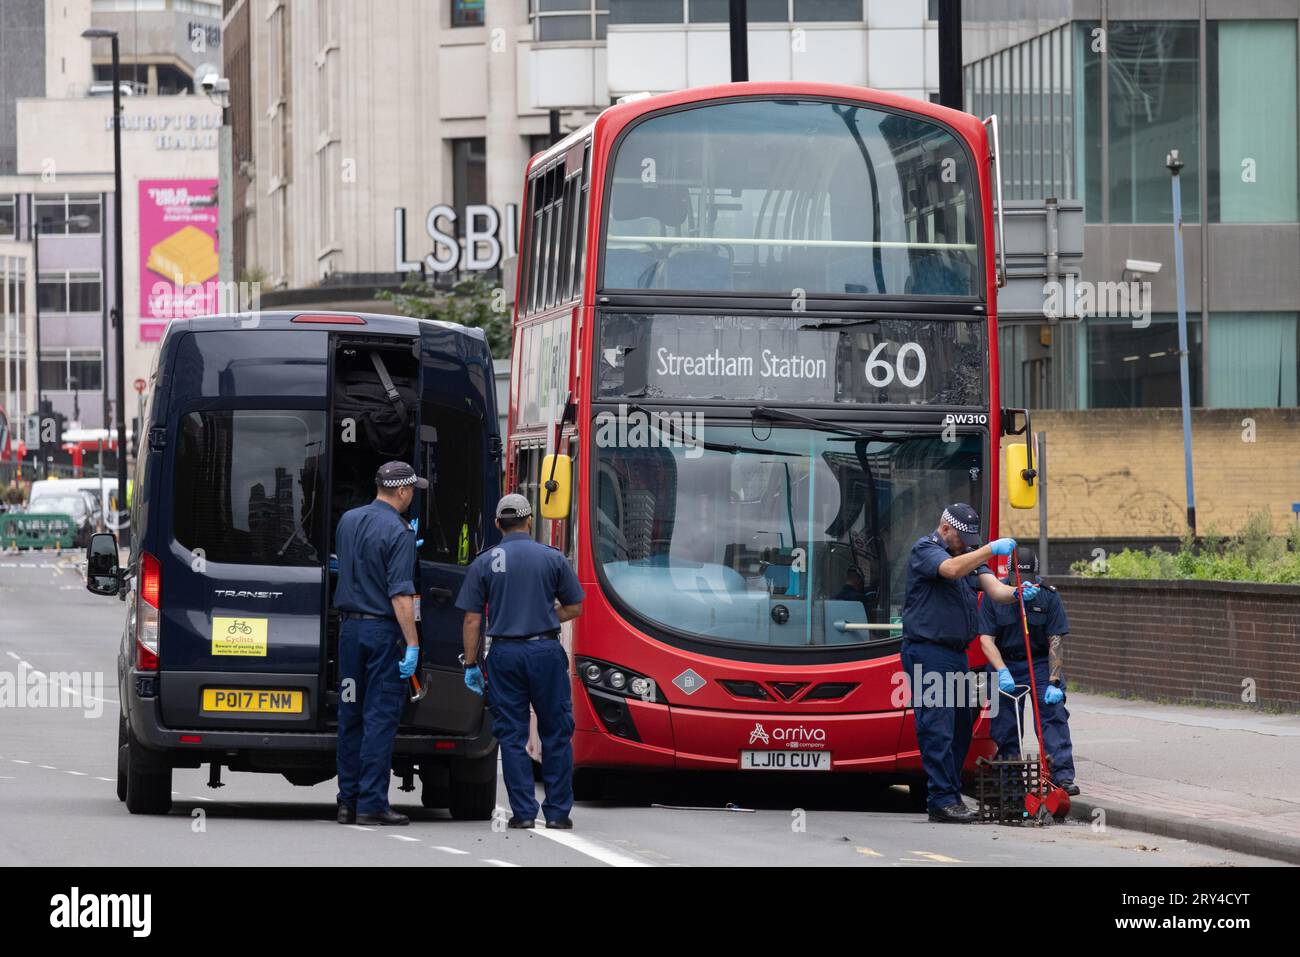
484 0 524 269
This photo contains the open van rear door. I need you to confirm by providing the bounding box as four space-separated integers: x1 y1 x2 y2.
403 323 502 734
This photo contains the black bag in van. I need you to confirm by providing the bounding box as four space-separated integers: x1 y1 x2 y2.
334 351 417 458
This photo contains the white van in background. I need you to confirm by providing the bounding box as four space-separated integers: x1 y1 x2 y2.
28 478 124 528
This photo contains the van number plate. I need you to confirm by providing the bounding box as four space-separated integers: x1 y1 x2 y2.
202 689 303 714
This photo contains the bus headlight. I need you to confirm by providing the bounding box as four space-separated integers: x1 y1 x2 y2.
576 657 663 704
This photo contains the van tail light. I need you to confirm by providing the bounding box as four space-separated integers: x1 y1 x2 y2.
136 551 160 671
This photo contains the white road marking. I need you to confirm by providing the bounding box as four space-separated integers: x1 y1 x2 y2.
38 765 56 770
431 846 470 855
493 803 651 867
12 759 30 765
527 826 653 867
389 834 421 843
483 859 519 867
66 770 86 776
344 825 372 833
5 652 20 661
95 776 114 783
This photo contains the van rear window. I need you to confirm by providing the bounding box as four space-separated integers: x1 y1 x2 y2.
173 410 326 566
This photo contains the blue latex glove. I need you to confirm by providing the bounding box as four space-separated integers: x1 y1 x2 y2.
399 645 420 679
989 537 1017 556
1044 684 1064 705
996 667 1016 693
1019 582 1041 602
464 665 485 696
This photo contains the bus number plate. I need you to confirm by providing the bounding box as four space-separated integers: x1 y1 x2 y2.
739 750 831 771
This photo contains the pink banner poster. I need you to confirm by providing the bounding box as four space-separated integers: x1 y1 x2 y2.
138 179 219 342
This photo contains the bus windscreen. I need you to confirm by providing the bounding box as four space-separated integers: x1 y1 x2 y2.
602 98 980 297
598 313 987 406
594 428 986 649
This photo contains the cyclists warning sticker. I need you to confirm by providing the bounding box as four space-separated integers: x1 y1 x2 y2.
212 617 268 656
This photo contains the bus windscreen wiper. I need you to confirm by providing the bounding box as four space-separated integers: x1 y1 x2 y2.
625 403 800 457
751 406 888 440
805 319 881 332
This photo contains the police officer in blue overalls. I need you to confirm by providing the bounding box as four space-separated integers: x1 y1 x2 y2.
456 493 585 829
978 547 1078 796
333 461 426 826
901 503 1037 823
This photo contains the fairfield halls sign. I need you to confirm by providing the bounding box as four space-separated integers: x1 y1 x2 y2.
393 204 518 274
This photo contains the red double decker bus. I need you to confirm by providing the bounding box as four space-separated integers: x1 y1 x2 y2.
507 82 1036 799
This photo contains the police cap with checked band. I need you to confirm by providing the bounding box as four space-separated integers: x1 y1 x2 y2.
941 502 983 550
375 461 428 490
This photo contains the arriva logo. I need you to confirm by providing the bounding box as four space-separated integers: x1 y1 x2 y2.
748 722 826 746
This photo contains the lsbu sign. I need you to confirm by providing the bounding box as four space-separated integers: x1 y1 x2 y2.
394 204 518 274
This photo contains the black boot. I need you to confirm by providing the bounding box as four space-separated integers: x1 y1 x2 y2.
337 803 356 824
508 817 536 829
356 809 410 826
928 803 978 824
1057 780 1081 796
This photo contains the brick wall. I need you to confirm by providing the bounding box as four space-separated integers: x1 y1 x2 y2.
1000 408 1300 538
1050 578 1300 711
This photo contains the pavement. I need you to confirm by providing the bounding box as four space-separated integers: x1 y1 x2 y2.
0 548 1293 866
1061 693 1300 864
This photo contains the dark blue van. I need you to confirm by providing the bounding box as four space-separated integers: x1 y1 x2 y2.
85 312 501 817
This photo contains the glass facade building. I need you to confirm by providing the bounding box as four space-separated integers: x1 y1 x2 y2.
965 8 1300 411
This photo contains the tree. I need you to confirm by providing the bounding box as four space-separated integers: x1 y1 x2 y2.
376 276 512 358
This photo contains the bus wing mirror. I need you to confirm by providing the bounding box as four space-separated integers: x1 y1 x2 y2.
540 453 572 520
1006 439 1038 510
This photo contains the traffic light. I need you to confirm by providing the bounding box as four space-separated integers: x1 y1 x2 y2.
36 400 67 477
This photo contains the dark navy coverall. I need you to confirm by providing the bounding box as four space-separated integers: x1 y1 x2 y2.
900 533 988 813
333 499 416 815
456 531 584 823
979 580 1076 785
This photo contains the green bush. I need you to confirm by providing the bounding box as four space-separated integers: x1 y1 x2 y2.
1071 510 1300 583
377 276 512 358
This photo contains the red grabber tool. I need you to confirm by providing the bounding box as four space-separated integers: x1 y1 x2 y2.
1011 548 1070 823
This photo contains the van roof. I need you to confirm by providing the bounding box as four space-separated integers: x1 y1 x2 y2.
162 311 488 342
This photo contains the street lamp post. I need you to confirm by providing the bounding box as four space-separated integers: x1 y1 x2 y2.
1167 149 1197 536
83 27 128 540
728 0 748 83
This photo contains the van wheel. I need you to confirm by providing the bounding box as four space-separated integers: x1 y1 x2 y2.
418 763 450 810
124 729 173 815
116 714 128 802
447 746 497 821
